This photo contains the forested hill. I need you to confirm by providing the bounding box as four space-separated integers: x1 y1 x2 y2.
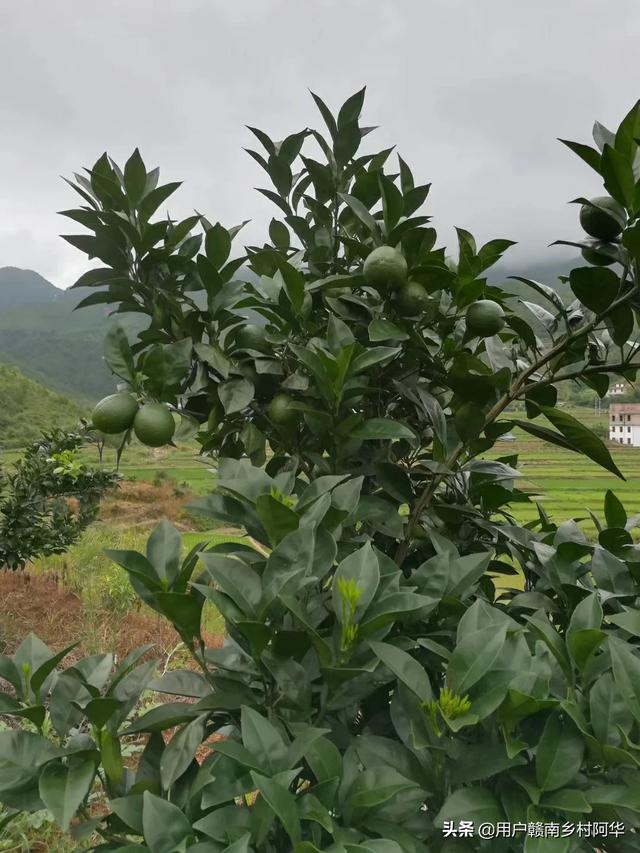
0 267 137 402
0 363 87 449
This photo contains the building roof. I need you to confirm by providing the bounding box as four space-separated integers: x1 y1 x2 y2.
610 403 640 412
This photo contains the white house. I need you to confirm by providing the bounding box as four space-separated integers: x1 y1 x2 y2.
609 403 640 446
609 382 627 396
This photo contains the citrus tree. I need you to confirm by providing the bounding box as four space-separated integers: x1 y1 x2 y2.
0 430 118 570
2 92 640 851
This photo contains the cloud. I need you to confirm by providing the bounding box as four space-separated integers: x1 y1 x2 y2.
1 0 638 287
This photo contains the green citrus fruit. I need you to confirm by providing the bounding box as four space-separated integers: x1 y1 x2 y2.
133 403 176 447
581 244 616 266
363 246 408 290
579 196 625 241
465 300 506 337
445 256 458 273
235 324 268 351
268 393 299 426
396 280 430 315
91 393 139 434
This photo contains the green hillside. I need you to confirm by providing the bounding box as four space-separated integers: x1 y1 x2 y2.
0 364 88 448
0 267 140 402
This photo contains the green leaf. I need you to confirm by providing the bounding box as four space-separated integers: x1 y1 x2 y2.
255 495 299 547
605 489 627 528
332 542 380 622
338 193 381 239
269 219 290 250
124 148 147 204
375 462 413 503
584 784 640 812
369 641 431 701
194 341 231 378
607 303 634 346
378 174 404 232
350 418 416 440
589 672 633 747
535 404 624 480
99 729 123 785
346 766 418 811
601 144 635 207
434 787 502 827
541 788 591 814
160 713 207 788
241 706 288 775
368 318 409 342
447 624 508 695
146 520 181 589
559 138 601 173
261 526 315 608
274 260 305 312
39 759 95 831
198 554 261 617
608 608 640 637
104 324 135 383
218 378 254 414
142 791 192 853
567 592 602 634
350 346 400 375
30 641 79 698
567 629 605 674
610 637 640 723
310 92 338 139
569 266 619 313
251 771 301 845
535 713 584 792
139 181 181 222
337 87 366 129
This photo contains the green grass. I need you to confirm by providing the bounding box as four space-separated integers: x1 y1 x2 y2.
489 411 639 533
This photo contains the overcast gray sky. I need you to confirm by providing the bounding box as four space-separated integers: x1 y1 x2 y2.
1 0 639 289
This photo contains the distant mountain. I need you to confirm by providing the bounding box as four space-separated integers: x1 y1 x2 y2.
0 267 139 402
0 363 87 449
0 267 60 310
493 255 585 304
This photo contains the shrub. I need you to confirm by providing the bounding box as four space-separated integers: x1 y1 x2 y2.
0 430 118 570
2 91 640 850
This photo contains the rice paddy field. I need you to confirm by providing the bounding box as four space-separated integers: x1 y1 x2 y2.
492 407 639 531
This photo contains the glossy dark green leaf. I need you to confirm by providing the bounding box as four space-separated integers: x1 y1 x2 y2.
535 405 624 480
350 419 416 440
434 787 502 827
104 324 135 383
141 791 192 853
535 714 584 792
601 144 635 207
218 378 254 414
124 149 147 204
39 759 95 831
569 266 619 313
160 713 207 788
369 641 431 701
250 771 301 845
